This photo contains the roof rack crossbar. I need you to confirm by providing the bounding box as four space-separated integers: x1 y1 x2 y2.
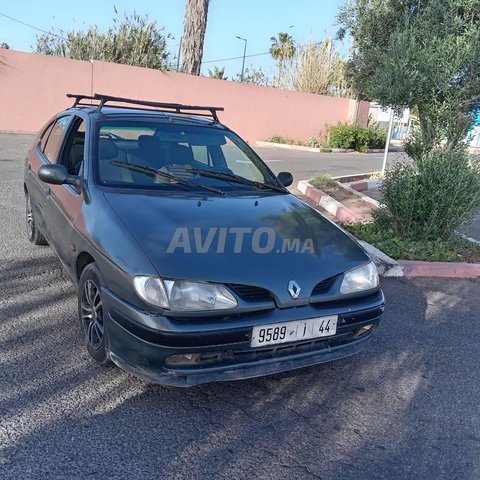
66 93 224 122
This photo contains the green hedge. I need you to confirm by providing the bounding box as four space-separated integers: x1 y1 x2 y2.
328 123 387 152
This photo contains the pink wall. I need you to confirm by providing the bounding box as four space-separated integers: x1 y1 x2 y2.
0 49 368 142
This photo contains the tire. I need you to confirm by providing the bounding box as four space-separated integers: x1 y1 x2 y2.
78 263 111 364
26 193 48 245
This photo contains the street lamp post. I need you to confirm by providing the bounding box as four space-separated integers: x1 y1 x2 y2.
236 36 247 82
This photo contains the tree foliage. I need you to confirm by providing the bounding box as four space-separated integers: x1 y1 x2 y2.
35 12 170 70
275 39 352 97
0 42 10 49
269 32 296 62
338 0 480 152
208 66 227 79
181 0 210 75
233 67 270 86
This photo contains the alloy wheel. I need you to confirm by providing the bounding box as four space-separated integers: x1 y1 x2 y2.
80 279 104 350
26 195 34 238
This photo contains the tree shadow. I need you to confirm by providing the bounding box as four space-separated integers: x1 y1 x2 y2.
1 276 479 479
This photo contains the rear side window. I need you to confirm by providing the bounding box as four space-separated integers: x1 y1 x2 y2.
43 116 71 163
40 122 55 152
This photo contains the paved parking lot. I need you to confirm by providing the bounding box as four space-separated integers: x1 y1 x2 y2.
1 133 480 479
254 145 403 182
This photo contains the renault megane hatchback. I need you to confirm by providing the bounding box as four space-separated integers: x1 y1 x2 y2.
24 93 384 386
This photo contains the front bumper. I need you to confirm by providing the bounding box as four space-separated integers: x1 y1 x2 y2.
102 287 385 387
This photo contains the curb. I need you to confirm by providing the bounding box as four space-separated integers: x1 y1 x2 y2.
348 179 383 192
349 239 480 279
297 180 364 223
399 260 480 278
255 141 330 153
357 241 403 277
335 181 380 208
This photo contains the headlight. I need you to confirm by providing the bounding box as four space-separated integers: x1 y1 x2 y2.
133 276 169 309
340 262 379 294
133 276 237 311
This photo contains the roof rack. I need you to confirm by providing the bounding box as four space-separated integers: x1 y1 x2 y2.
66 93 224 122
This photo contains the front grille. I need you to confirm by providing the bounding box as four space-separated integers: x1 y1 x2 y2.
227 284 272 301
311 276 336 295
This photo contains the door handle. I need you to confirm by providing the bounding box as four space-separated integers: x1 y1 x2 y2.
45 187 51 196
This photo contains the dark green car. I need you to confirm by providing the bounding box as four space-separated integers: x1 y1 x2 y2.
24 94 384 386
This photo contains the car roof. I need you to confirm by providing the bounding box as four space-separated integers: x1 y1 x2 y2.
66 106 227 129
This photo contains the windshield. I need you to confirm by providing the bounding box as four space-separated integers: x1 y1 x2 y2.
94 121 283 193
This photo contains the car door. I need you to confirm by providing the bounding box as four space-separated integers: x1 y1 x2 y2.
42 116 86 269
27 115 73 234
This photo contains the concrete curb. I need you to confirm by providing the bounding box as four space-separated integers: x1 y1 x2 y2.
358 241 404 277
330 147 356 153
348 179 383 192
255 141 331 153
335 181 380 208
297 180 364 223
399 260 480 278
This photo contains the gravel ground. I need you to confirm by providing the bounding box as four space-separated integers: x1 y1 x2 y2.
1 133 480 479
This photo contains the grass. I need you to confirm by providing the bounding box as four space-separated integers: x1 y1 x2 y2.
310 174 337 189
343 222 480 263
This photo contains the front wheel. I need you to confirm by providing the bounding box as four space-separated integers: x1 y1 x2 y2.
78 263 110 364
26 193 48 245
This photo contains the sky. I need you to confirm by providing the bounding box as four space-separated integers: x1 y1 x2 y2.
0 0 347 78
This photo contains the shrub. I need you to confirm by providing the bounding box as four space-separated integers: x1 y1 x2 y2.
269 135 289 144
375 149 480 241
310 174 337 188
327 123 387 152
306 136 322 148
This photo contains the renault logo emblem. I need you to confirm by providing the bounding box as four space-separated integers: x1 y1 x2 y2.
287 280 301 299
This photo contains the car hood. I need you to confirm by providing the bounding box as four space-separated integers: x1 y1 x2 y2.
104 191 370 306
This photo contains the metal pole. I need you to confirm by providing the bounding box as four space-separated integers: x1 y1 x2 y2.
381 108 395 175
236 36 247 82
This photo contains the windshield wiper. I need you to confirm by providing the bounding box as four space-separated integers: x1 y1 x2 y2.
109 161 226 196
186 169 287 193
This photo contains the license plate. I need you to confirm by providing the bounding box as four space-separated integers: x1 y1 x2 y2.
250 316 338 348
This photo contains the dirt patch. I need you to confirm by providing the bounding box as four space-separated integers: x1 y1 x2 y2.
323 186 377 221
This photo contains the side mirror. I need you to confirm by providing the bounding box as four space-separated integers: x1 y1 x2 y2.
38 164 78 186
277 171 293 187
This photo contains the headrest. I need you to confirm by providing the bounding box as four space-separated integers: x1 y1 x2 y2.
166 143 194 165
98 138 118 160
138 135 159 149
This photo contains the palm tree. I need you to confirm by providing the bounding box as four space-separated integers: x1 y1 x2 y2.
181 0 210 76
270 32 296 87
208 66 227 80
270 32 296 63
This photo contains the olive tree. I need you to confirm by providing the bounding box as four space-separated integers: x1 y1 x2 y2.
35 12 171 70
337 0 480 154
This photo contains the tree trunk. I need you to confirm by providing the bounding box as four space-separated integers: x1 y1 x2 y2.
181 0 210 76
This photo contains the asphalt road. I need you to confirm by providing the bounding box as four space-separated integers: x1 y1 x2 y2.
1 133 480 479
254 146 405 182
